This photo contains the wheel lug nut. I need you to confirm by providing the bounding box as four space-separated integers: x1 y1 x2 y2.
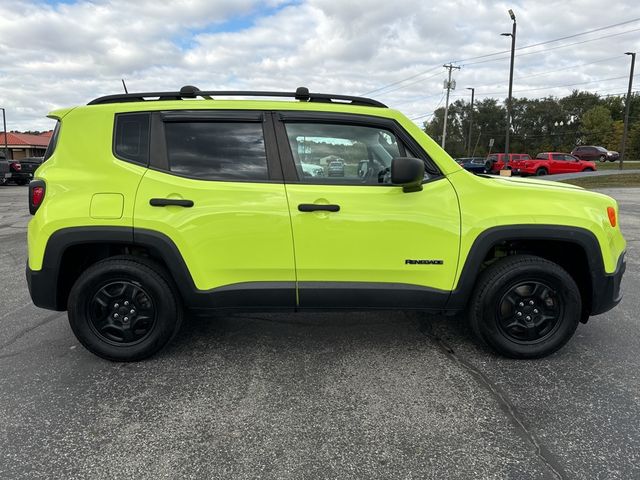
130 309 135 314
124 317 129 322
516 312 522 317
114 313 119 318
114 303 119 308
533 309 539 314
519 302 524 307
529 300 535 306
124 301 129 306
526 316 532 321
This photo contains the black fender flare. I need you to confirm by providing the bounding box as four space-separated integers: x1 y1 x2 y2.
445 225 607 312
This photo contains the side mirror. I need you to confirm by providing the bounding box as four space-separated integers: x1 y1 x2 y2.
391 157 425 193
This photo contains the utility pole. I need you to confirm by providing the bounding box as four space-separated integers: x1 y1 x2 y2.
466 87 475 156
1 108 8 159
620 51 636 170
502 9 517 162
441 63 460 150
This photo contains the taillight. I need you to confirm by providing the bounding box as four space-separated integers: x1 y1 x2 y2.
28 180 46 215
11 162 21 171
607 206 617 227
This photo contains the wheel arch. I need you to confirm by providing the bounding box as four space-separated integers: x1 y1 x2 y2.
446 225 606 318
31 227 194 311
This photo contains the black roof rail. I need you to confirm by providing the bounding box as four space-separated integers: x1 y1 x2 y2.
87 86 387 108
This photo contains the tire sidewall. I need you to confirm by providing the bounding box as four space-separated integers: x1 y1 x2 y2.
474 261 580 358
68 261 179 361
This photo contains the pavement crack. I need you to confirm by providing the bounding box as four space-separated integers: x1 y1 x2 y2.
418 318 568 480
0 312 65 352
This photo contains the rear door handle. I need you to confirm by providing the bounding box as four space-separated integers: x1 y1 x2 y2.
298 204 340 212
149 198 194 207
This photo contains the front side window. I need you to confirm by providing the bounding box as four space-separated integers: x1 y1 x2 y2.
552 154 564 161
165 122 268 181
284 123 411 185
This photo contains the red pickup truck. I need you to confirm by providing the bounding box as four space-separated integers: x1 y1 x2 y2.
511 152 596 176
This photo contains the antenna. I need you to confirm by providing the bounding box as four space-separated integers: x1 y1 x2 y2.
121 79 129 94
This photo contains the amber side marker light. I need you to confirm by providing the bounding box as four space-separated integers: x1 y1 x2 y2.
607 207 617 227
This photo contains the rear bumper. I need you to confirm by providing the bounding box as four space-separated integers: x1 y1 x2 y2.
26 262 64 311
591 251 626 316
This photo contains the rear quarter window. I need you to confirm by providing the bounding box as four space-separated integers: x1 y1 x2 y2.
114 113 150 165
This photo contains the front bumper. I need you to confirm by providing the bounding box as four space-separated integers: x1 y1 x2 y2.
591 251 626 315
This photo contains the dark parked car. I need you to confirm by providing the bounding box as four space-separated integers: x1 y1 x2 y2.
327 159 345 177
571 146 619 162
3 157 42 185
0 154 9 185
455 157 486 174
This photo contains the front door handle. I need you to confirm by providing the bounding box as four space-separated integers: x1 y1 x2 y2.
149 198 194 207
298 203 340 212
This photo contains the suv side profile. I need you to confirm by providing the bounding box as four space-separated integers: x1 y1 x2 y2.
571 146 620 162
26 86 626 361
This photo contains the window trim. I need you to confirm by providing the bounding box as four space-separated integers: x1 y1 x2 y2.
273 111 443 186
43 120 61 162
148 111 283 183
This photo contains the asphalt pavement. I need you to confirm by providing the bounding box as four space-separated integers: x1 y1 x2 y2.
0 185 638 480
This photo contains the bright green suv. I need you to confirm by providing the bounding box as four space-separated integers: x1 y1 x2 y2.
26 86 626 361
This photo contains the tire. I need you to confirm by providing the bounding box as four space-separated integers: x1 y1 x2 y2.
583 168 594 172
67 256 183 361
535 168 548 176
484 161 494 174
468 255 581 359
599 155 606 162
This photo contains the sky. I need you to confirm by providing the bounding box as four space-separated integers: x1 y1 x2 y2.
0 0 639 131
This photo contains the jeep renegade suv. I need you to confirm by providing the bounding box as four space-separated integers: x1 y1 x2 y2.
26 86 626 361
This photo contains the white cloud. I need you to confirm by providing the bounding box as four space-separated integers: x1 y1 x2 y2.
0 0 639 130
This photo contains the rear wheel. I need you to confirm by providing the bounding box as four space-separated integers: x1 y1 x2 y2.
599 155 606 162
67 257 182 361
583 167 594 172
484 161 494 173
535 168 548 176
469 255 581 358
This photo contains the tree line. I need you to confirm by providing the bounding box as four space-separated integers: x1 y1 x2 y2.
423 90 640 159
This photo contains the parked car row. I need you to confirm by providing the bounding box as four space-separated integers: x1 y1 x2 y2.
456 145 617 176
0 156 43 185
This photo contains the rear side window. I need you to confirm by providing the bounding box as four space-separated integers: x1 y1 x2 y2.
43 120 60 162
164 122 268 181
114 113 150 165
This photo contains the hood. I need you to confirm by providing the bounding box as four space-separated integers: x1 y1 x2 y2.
475 174 584 191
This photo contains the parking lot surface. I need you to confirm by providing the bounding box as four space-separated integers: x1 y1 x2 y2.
0 185 638 479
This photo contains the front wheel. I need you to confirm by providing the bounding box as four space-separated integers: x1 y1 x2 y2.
599 155 606 162
583 167 594 172
67 257 182 361
469 255 581 358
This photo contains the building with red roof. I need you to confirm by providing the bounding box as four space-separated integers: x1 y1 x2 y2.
1 132 52 159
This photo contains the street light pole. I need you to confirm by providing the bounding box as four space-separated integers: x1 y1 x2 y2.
466 87 475 156
620 51 636 170
1 108 8 159
502 9 517 165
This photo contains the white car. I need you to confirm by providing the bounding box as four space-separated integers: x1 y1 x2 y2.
301 162 324 177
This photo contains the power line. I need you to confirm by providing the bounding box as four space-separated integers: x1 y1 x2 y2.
472 74 639 96
460 27 640 67
361 17 640 96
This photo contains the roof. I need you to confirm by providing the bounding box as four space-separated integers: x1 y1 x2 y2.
0 132 51 147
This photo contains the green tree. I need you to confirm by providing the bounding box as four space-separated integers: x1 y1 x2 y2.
581 106 613 145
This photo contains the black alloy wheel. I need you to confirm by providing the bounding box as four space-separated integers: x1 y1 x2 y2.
88 281 157 345
496 281 561 344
